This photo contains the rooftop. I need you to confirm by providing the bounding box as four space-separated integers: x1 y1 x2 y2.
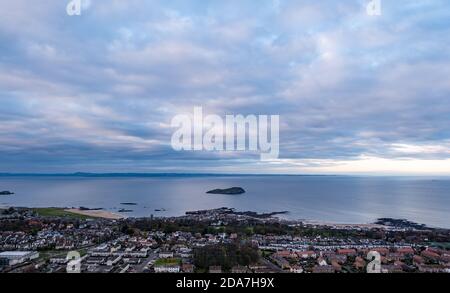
0 251 36 258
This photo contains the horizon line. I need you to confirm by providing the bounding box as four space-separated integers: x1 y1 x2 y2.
0 172 448 177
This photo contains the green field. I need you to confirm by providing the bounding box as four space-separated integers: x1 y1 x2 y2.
38 248 88 261
154 258 181 266
31 208 92 220
430 242 450 250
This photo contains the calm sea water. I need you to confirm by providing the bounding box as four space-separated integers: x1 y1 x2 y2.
0 176 449 228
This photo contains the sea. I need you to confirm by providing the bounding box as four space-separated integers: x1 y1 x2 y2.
0 175 449 228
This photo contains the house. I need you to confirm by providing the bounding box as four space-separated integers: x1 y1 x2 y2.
253 267 278 273
328 254 347 264
439 254 450 264
421 250 440 262
290 265 303 273
371 248 389 256
317 257 328 266
417 264 445 273
297 251 317 259
159 251 174 259
182 263 194 273
209 266 222 273
413 255 425 265
106 255 122 266
154 264 181 273
271 256 290 270
89 265 114 273
397 247 414 255
337 249 356 256
249 264 269 271
381 264 403 273
110 245 122 253
312 265 335 273
180 252 193 258
119 264 130 274
427 247 444 255
85 257 105 265
354 257 366 270
231 265 250 273
387 253 403 261
331 260 342 272
321 251 336 259
49 257 69 265
0 251 39 266
275 250 297 259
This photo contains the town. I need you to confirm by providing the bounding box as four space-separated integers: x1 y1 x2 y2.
1 207 449 273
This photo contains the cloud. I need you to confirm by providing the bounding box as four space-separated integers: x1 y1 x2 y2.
0 0 449 174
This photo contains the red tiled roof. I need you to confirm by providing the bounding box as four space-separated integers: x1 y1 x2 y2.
337 249 356 255
422 250 440 259
371 248 389 255
397 247 414 254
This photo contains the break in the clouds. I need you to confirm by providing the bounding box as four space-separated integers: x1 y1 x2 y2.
0 0 450 175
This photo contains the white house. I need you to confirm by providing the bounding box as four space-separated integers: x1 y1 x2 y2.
154 264 180 273
0 251 39 266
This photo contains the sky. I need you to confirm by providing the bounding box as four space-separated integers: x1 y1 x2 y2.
0 0 450 175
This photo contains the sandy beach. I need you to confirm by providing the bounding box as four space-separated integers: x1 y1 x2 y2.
65 209 125 220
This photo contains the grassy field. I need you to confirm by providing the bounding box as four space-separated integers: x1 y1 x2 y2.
431 242 450 250
37 248 89 264
154 258 181 266
31 208 92 220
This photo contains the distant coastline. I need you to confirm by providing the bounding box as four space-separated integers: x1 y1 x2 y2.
0 172 341 178
2 172 450 178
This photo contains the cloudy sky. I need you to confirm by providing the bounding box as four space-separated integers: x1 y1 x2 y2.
0 0 449 175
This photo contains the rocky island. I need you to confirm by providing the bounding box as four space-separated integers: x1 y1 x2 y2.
0 191 14 195
206 187 246 195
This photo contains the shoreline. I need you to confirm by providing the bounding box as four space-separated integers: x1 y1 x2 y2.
64 208 125 220
1 205 445 229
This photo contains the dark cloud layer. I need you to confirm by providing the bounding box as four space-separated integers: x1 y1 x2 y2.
0 0 450 174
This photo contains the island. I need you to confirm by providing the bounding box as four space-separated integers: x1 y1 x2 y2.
206 187 246 195
0 191 14 195
78 207 103 211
